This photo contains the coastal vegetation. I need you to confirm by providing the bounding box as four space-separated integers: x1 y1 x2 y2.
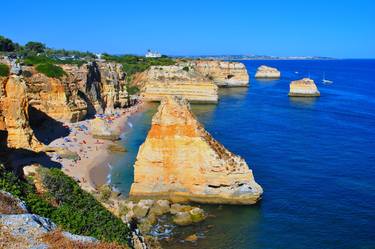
0 35 20 52
1 35 176 82
1 35 94 59
0 165 130 245
0 63 9 76
23 55 87 67
35 63 67 79
102 53 175 75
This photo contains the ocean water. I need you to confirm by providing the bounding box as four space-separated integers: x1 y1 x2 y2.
109 60 375 249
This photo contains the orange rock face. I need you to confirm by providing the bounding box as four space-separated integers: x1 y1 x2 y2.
130 96 263 205
24 62 127 123
190 60 249 87
25 68 87 123
135 65 218 103
0 60 129 151
0 76 41 150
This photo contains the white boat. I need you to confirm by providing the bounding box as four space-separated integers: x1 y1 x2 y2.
322 73 333 84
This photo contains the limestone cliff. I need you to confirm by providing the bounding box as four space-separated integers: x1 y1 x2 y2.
24 66 88 123
130 96 263 205
189 60 249 87
25 61 128 123
255 65 281 79
136 65 218 103
0 75 41 150
134 60 249 103
0 58 131 150
289 78 320 97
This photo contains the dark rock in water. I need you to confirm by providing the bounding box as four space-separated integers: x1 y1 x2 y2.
172 211 193 226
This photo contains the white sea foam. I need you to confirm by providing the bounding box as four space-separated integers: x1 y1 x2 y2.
106 163 113 185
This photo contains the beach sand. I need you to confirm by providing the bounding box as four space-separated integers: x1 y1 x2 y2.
48 102 144 193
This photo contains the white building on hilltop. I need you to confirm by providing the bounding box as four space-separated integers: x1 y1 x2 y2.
145 49 161 58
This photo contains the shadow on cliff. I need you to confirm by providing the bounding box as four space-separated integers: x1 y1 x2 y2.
77 90 97 118
28 106 70 145
0 130 62 175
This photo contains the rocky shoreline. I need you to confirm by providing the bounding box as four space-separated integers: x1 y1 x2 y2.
1 54 261 248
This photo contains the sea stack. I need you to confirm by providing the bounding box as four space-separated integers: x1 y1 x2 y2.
289 78 320 97
130 96 263 205
255 65 281 79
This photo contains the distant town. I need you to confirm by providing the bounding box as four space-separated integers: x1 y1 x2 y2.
176 55 335 60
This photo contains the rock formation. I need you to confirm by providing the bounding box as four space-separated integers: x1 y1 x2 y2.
130 96 263 205
255 65 281 79
134 60 250 103
0 192 99 249
24 65 88 123
25 61 128 123
190 60 249 87
0 75 42 150
289 78 320 97
136 65 218 103
0 58 133 150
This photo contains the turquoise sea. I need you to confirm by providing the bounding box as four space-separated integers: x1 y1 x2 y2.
108 60 375 249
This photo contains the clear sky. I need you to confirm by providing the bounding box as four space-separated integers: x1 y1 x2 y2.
2 0 375 58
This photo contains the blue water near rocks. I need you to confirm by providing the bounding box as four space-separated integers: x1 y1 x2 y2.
109 60 375 249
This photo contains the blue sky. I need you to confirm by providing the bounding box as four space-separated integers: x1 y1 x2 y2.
2 0 375 58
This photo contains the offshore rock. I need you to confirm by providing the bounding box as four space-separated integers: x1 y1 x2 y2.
255 65 281 79
190 60 249 87
289 78 320 97
130 96 263 204
136 65 218 103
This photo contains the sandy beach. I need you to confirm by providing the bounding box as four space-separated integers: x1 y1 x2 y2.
48 101 144 192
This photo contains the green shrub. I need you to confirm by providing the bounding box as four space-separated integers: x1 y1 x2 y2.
98 184 112 202
102 53 176 75
0 35 19 52
182 66 189 72
35 63 66 78
0 165 130 245
25 41 46 53
40 168 130 243
23 55 51 66
0 63 9 77
0 164 55 217
24 55 86 67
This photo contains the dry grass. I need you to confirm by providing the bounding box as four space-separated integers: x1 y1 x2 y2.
0 225 30 249
40 230 130 249
0 192 26 214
